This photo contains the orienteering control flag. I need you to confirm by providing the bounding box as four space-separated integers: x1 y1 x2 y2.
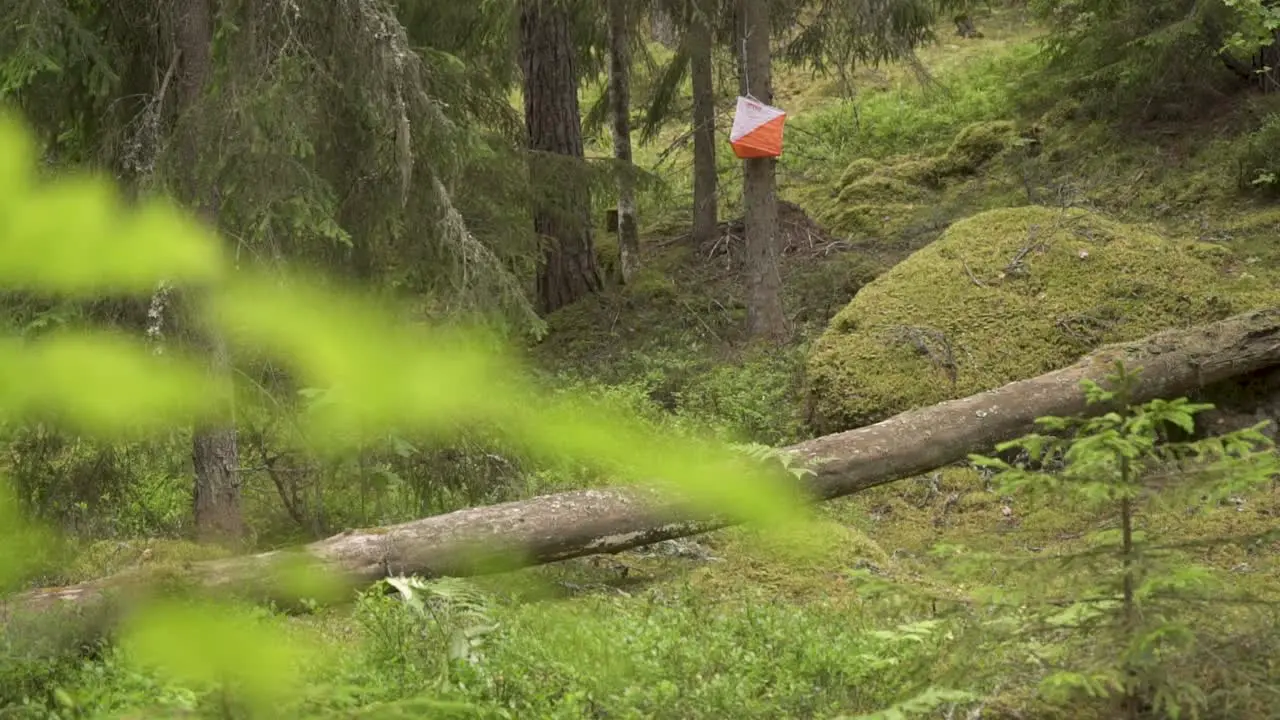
729 96 787 159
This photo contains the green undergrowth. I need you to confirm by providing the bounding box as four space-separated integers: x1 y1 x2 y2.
824 454 1280 718
785 21 1045 168
330 11 1280 717
533 204 881 446
20 456 1279 718
524 23 1280 713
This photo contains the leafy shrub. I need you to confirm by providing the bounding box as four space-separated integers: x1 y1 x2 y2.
2 429 192 540
1233 109 1280 194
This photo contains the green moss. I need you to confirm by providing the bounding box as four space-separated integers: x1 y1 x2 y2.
61 539 233 584
624 267 679 299
805 206 1280 432
824 166 935 245
835 175 927 205
595 233 621 280
822 122 1024 252
788 251 884 324
882 157 944 185
836 158 880 187
823 202 922 239
934 120 1020 176
1214 205 1280 265
1226 205 1280 233
837 121 1019 194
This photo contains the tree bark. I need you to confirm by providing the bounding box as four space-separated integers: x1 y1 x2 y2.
8 307 1280 621
650 6 680 48
689 0 719 247
520 0 604 314
175 0 245 545
608 0 641 284
740 0 788 341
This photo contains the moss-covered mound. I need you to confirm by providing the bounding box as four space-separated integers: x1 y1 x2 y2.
805 206 1280 433
820 121 1024 245
934 120 1020 176
832 120 1021 194
836 175 927 205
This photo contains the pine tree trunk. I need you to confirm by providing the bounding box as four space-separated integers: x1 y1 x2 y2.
520 0 603 314
734 7 748 97
175 0 245 545
689 0 719 247
740 0 788 342
608 0 640 284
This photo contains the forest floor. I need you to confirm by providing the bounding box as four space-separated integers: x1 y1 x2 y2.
16 6 1280 719
514 4 1280 716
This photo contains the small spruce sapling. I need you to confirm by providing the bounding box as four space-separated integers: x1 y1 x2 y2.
967 362 1278 719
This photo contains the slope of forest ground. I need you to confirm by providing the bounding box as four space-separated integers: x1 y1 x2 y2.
8 6 1280 720
527 4 1280 716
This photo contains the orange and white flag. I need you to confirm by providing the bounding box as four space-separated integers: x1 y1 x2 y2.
729 96 786 159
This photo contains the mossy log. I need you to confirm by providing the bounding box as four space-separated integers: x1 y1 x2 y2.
6 307 1280 623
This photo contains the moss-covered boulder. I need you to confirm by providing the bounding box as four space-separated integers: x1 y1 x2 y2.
805 206 1280 433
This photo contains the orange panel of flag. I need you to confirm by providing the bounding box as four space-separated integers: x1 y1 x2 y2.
730 96 786 159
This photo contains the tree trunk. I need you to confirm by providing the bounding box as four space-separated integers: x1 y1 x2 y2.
1261 27 1280 94
650 6 680 48
520 0 604 314
191 332 244 545
734 6 748 97
740 0 788 341
954 14 982 39
689 0 719 247
10 308 1280 621
608 0 641 284
175 0 245 546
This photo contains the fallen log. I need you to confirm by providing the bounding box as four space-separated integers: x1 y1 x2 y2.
6 307 1280 621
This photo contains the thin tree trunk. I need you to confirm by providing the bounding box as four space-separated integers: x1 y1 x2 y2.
175 0 244 546
608 0 641 284
689 0 719 246
740 0 788 341
520 0 603 314
10 308 1280 621
1118 456 1141 719
1263 28 1280 93
734 6 748 97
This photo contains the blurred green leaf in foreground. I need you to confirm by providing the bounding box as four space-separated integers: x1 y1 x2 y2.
0 109 819 712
